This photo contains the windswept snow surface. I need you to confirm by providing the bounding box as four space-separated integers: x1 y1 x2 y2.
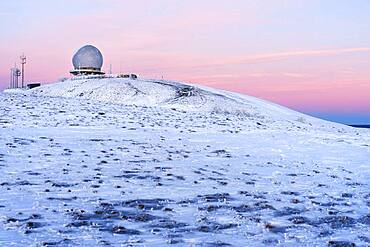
1 78 370 246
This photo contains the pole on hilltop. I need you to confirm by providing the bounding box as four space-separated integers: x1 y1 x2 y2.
20 54 26 88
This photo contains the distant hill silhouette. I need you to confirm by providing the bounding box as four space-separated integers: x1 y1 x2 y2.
349 125 370 128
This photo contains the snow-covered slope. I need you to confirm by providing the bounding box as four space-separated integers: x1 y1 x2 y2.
34 78 299 117
1 78 369 246
13 77 346 130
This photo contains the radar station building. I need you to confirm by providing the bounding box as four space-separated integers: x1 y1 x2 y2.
70 45 105 76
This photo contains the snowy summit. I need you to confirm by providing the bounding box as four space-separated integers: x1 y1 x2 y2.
1 77 369 246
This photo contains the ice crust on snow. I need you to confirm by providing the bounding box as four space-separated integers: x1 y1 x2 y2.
0 78 369 246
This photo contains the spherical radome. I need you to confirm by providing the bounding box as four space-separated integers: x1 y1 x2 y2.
72 45 103 69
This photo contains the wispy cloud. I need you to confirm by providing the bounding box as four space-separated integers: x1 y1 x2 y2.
236 47 370 64
124 46 370 74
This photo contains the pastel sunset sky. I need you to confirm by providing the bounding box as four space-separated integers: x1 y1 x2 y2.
1 0 369 124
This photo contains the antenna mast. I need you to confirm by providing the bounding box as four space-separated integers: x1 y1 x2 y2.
20 54 26 88
11 63 21 88
10 68 13 89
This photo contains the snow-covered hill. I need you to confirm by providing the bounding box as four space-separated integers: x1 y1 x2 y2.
1 78 369 246
10 77 349 130
35 78 314 119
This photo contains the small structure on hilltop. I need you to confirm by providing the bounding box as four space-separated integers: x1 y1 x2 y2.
70 45 105 76
117 74 138 79
27 83 41 89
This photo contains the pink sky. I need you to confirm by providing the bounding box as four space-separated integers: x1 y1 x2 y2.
1 0 370 123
